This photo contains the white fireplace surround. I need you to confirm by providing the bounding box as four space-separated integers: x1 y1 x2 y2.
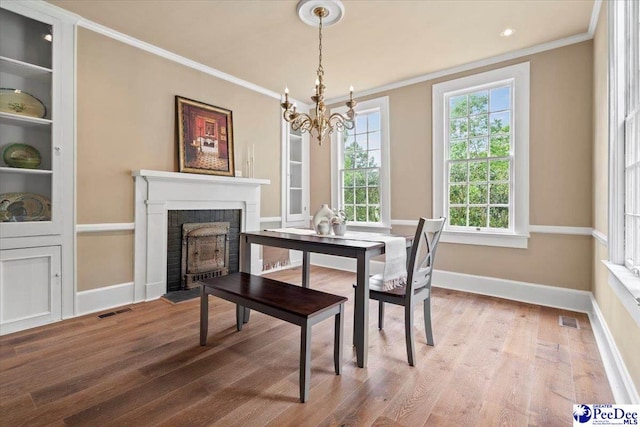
133 170 270 301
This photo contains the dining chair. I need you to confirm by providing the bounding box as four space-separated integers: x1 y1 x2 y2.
357 217 445 366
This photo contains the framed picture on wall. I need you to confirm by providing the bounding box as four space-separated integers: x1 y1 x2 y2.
176 95 235 176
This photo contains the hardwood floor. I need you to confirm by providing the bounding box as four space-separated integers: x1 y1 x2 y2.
0 266 613 426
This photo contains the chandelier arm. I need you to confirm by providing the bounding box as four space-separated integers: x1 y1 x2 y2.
290 114 314 133
328 112 355 130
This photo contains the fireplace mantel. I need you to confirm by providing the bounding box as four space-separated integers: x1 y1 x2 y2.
133 169 270 302
133 169 270 187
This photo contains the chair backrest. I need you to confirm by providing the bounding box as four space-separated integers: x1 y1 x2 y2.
404 217 445 300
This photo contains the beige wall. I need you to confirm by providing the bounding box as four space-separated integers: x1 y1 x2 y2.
77 233 133 290
316 41 594 290
76 28 281 290
591 5 640 393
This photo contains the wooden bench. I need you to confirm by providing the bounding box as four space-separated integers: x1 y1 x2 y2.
199 272 347 403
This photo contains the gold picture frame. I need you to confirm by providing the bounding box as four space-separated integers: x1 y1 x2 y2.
176 96 235 176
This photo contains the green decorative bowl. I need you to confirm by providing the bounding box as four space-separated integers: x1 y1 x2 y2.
2 143 41 169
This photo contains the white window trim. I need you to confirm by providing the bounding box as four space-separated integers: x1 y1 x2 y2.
607 0 640 313
331 96 391 231
432 62 530 249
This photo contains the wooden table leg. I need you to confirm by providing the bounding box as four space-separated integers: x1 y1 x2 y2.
302 251 310 288
200 285 208 346
240 234 251 323
235 305 244 331
354 252 370 368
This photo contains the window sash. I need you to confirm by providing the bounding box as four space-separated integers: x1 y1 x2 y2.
622 0 640 273
432 62 529 248
443 81 515 232
339 109 383 224
624 107 639 273
331 96 390 229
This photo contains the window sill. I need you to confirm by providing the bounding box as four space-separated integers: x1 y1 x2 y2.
440 230 529 249
603 261 640 327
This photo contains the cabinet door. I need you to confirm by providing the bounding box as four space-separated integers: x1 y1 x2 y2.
281 122 309 226
0 245 61 335
0 6 64 237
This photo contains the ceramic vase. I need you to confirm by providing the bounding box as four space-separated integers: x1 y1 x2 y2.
312 204 334 233
332 222 347 236
317 219 331 235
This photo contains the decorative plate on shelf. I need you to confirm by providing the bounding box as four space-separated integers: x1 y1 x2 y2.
0 192 51 222
2 143 42 169
0 88 47 118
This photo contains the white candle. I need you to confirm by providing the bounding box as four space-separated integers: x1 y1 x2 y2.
251 144 255 177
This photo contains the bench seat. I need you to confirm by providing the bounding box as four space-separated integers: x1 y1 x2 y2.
199 272 346 403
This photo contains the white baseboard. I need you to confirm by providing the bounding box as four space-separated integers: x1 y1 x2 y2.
145 281 165 301
310 257 636 402
588 295 640 404
311 255 592 313
431 270 593 313
74 257 637 404
76 282 135 316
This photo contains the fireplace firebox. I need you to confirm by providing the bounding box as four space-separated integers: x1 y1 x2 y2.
167 209 241 292
181 222 230 289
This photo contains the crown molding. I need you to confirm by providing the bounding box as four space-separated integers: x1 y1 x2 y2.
326 31 593 104
589 0 603 37
1 0 81 24
75 18 287 101
26 0 594 112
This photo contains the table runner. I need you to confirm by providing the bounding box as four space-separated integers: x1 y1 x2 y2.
267 228 407 291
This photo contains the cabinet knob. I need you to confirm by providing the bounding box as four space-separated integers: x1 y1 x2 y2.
54 273 61 278
54 146 62 152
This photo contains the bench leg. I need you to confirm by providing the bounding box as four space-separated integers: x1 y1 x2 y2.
334 304 344 375
300 323 311 403
200 286 208 346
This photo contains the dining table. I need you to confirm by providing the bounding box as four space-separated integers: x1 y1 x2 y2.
239 229 412 368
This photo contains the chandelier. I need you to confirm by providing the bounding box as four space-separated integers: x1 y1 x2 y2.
281 0 356 146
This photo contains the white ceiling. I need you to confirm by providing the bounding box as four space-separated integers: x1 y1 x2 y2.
48 0 596 102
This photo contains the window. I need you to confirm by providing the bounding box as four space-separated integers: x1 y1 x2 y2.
433 63 530 248
331 96 390 229
607 0 640 308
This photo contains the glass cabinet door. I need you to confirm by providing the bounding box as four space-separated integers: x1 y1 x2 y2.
282 123 309 226
0 7 60 236
288 129 303 218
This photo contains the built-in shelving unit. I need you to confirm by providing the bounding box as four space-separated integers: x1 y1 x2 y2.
0 1 75 335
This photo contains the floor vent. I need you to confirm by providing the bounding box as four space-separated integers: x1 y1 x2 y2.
98 307 132 319
559 315 579 329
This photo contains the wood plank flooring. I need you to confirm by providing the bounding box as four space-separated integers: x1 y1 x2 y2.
0 266 613 426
